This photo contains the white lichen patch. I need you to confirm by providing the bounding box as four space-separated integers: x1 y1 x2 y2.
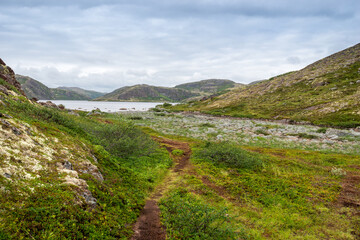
0 113 103 207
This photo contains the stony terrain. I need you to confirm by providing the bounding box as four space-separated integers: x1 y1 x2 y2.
122 111 360 155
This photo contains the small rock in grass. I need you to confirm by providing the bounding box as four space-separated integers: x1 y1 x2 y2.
63 161 73 170
11 127 22 135
4 173 11 178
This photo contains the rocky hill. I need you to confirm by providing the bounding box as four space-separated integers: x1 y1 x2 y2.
0 59 25 96
16 75 104 100
175 79 240 94
58 86 105 99
173 43 360 127
95 84 200 102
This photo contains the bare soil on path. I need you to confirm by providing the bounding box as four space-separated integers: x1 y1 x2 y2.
131 137 191 240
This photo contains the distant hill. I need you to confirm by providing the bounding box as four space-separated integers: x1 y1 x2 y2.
95 84 199 102
16 75 104 100
57 87 105 99
175 79 238 94
173 43 360 127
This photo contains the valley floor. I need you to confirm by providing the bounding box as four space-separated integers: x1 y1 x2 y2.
119 111 360 239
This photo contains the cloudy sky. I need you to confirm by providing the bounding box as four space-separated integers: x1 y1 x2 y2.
1 0 359 92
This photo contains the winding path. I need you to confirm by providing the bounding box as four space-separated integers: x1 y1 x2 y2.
131 137 191 240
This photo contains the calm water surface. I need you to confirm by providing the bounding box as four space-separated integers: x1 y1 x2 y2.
39 100 165 112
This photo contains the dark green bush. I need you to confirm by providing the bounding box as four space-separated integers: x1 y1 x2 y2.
198 142 263 170
316 128 327 134
128 116 143 120
83 122 157 159
159 188 236 240
163 102 172 108
200 123 215 128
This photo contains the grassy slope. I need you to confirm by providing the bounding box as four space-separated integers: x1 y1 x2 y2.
57 87 106 99
16 75 91 100
0 92 172 239
96 84 199 102
169 43 360 127
174 79 237 95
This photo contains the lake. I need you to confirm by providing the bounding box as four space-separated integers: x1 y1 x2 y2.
39 100 166 112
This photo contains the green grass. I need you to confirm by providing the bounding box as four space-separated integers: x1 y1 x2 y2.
178 143 360 239
159 188 236 240
0 94 172 239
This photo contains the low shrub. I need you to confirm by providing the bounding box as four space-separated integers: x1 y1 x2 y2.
159 188 236 240
199 123 215 128
172 149 184 156
198 142 263 170
316 128 327 133
163 103 172 108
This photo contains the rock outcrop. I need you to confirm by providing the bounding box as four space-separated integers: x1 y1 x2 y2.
0 58 25 95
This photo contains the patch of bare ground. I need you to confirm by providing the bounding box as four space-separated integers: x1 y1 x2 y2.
337 170 360 211
131 137 191 240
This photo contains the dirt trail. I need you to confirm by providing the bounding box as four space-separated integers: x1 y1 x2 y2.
131 137 191 240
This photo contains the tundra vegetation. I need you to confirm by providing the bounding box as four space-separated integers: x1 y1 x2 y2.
1 42 360 239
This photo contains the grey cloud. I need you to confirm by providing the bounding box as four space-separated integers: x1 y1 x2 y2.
1 1 359 92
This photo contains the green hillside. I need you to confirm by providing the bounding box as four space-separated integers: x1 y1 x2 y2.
95 84 199 102
16 75 104 100
58 86 106 99
175 79 240 95
169 43 360 128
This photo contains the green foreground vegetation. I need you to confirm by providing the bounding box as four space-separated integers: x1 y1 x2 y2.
1 91 360 239
0 95 172 239
155 139 360 239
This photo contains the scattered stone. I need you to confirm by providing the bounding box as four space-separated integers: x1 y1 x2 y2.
39 101 59 109
81 191 97 208
78 163 104 182
356 80 360 84
216 134 223 140
329 135 339 140
0 113 13 118
330 87 337 91
11 126 22 135
68 111 80 116
91 154 98 163
336 131 354 137
0 85 9 95
58 104 65 110
4 173 11 178
87 108 102 116
63 161 73 170
354 127 360 132
1 119 11 128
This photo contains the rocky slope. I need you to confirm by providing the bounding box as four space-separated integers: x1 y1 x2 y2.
0 59 25 96
95 84 199 102
181 43 360 127
16 74 104 100
1 60 101 232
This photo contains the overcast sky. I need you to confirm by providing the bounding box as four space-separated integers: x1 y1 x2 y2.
1 0 359 92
